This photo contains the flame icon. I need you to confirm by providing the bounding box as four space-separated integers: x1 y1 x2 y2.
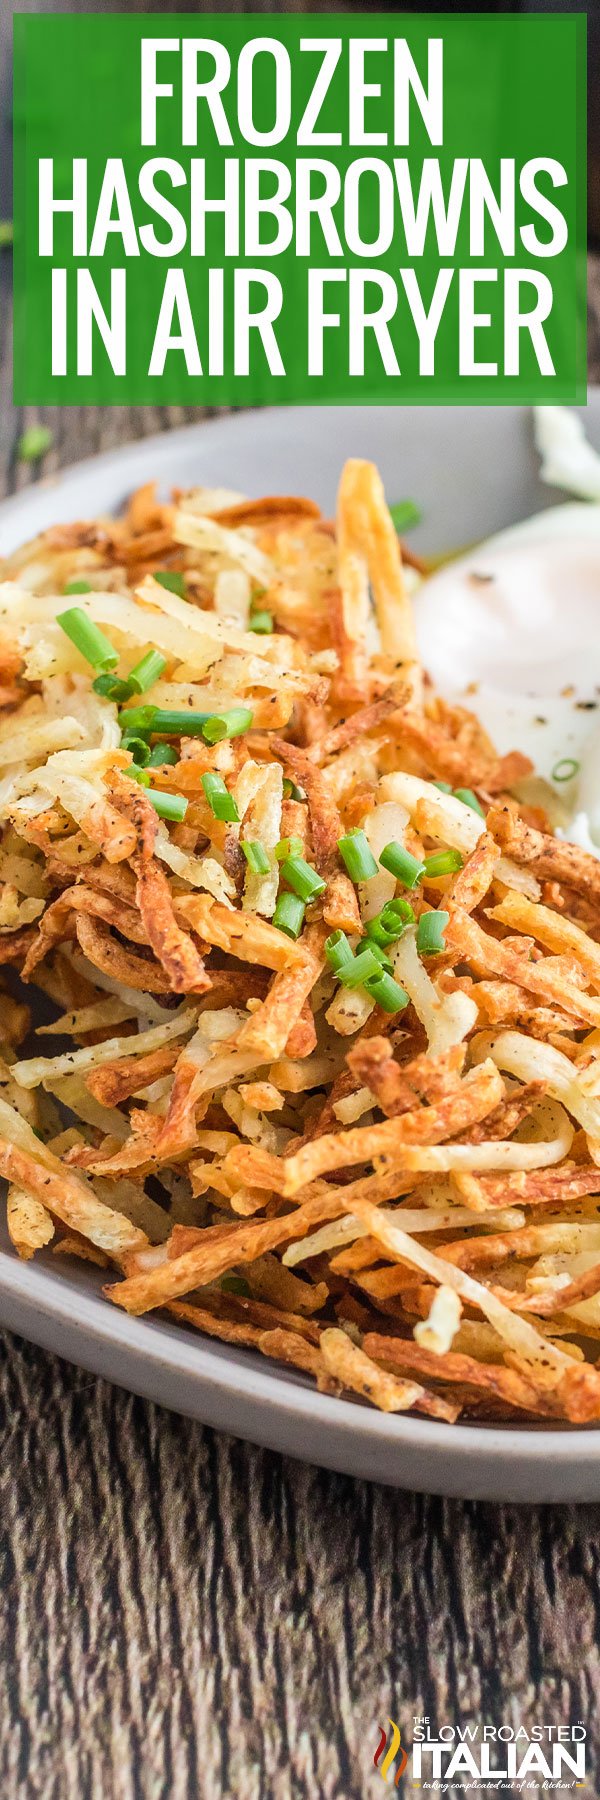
374 1719 408 1785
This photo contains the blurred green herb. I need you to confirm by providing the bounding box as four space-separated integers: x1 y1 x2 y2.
388 500 422 533
17 425 53 463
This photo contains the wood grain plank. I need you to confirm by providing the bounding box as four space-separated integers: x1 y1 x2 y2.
3 1336 600 1800
2 3 600 1792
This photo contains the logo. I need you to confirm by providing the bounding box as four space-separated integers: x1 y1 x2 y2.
374 1720 408 1786
372 1717 587 1791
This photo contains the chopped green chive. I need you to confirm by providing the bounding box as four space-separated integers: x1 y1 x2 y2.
435 780 485 817
93 673 136 702
122 734 151 766
379 842 425 888
153 570 187 599
338 946 382 988
241 840 271 875
364 912 399 947
17 425 53 463
119 706 207 737
454 787 485 817
128 649 167 694
283 778 307 803
128 768 187 821
423 849 463 879
147 742 178 768
551 758 580 784
202 707 254 745
383 892 416 921
63 579 92 597
337 830 378 884
273 892 305 939
275 836 304 863
417 910 449 956
281 854 326 902
118 704 158 734
154 708 211 736
147 789 188 822
388 500 421 533
249 611 273 635
365 898 415 946
201 772 240 824
363 971 410 1013
57 608 118 672
362 940 393 972
219 1273 251 1297
325 930 354 973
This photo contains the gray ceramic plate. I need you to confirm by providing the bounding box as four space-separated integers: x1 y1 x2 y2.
2 400 600 1504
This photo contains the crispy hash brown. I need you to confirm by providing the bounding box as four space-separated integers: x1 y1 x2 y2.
3 461 600 1425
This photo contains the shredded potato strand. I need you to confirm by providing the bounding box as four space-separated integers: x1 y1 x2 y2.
3 457 600 1425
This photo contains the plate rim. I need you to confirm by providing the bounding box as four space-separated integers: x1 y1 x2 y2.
2 1245 598 1473
2 392 598 536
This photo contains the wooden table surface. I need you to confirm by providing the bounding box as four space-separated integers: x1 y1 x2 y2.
3 5 600 1793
